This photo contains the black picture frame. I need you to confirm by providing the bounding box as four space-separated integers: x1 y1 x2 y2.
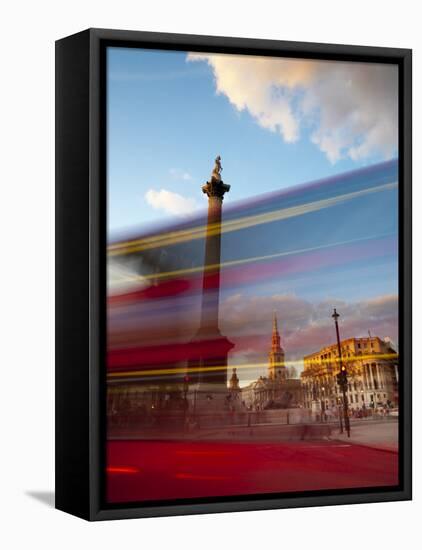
55 28 412 521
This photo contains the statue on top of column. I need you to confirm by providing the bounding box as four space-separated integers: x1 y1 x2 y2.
203 155 230 198
211 155 223 182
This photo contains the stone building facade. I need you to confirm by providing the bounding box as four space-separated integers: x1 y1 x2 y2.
301 336 399 412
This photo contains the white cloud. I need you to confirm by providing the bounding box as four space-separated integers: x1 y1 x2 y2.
188 53 398 163
169 168 193 181
145 188 198 216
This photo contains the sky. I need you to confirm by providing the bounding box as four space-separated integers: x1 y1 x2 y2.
107 47 398 235
106 47 399 385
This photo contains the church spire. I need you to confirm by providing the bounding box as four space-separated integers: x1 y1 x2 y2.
271 311 282 352
273 310 278 333
268 311 286 380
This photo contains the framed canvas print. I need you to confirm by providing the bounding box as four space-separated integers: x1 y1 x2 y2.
55 28 412 521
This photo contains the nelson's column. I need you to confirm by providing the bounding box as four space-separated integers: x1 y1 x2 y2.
189 156 234 399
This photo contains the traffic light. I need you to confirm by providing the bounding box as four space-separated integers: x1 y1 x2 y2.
336 368 348 389
183 375 190 393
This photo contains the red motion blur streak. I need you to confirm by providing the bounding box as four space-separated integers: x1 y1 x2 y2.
108 278 194 306
107 335 260 372
106 440 399 504
107 466 139 474
108 236 396 307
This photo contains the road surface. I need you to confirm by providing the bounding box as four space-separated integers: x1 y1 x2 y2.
106 439 398 503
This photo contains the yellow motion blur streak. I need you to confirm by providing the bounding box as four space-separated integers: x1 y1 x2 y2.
107 353 398 379
108 181 397 257
109 232 393 285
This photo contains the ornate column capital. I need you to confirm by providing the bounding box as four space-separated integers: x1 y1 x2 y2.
202 180 231 200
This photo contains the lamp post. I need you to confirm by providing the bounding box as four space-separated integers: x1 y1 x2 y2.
332 308 351 437
183 375 190 429
337 397 343 433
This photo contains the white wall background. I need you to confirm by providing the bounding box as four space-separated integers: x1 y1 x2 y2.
0 1 419 548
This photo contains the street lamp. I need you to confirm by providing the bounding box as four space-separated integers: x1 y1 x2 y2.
183 375 190 429
337 397 343 432
332 308 351 437
183 375 190 398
